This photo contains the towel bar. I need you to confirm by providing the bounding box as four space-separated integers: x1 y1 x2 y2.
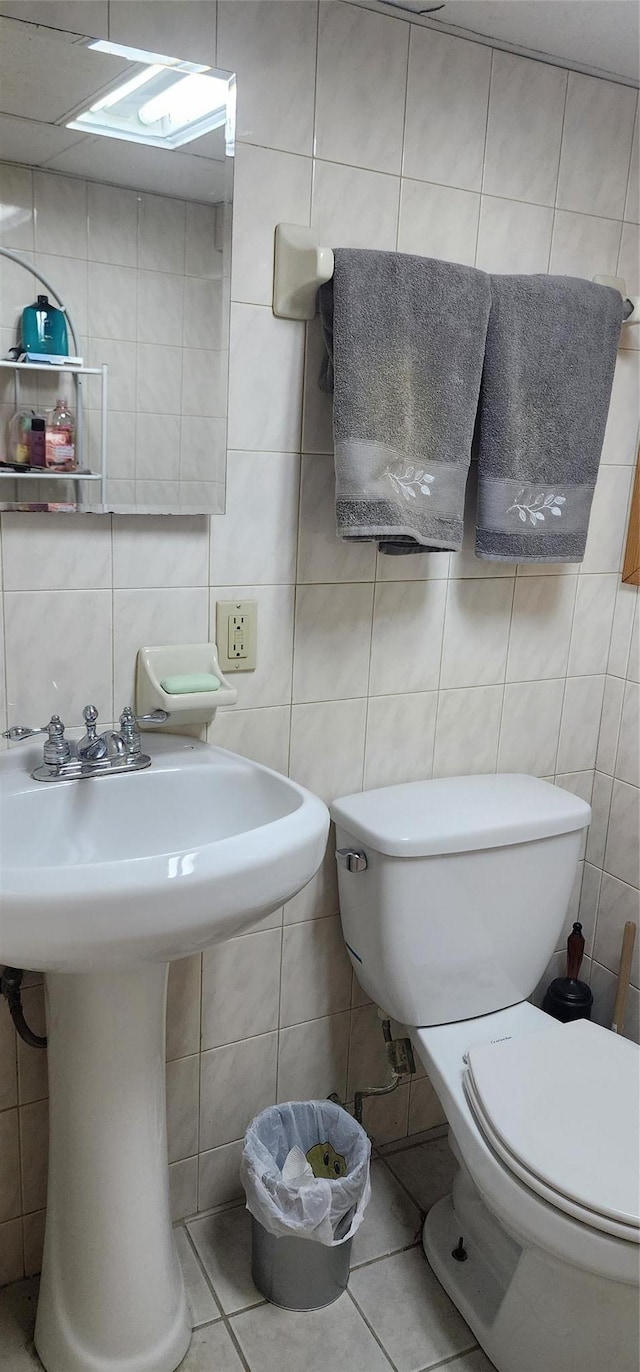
272 223 639 327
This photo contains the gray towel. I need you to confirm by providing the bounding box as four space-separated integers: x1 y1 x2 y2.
476 275 624 563
319 249 492 554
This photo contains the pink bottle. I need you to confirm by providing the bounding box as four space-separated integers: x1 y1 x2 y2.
45 398 76 471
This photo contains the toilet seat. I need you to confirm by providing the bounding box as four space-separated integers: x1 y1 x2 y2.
463 1018 640 1243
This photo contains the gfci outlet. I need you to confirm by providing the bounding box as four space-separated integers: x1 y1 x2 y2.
216 600 257 673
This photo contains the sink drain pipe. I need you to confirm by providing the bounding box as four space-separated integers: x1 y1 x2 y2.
1 967 48 1048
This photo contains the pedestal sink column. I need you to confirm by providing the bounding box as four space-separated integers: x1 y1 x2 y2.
34 966 191 1372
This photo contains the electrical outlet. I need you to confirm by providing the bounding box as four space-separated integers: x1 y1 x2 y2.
216 600 257 672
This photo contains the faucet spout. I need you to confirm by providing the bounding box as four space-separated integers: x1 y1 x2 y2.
106 732 127 758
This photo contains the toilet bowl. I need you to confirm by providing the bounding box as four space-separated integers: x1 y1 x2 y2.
415 1004 639 1372
331 774 640 1372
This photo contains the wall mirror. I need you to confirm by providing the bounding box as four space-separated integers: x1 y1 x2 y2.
0 11 234 516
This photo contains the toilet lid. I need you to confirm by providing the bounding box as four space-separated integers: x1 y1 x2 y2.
465 1019 640 1237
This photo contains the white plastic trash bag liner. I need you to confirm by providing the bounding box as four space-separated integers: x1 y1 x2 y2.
241 1100 371 1246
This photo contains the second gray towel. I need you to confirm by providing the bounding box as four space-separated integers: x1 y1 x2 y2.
319 249 492 553
476 274 624 563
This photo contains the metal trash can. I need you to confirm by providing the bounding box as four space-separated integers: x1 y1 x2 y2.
250 1216 352 1311
241 1100 371 1312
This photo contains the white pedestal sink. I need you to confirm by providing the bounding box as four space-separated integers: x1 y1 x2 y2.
0 735 329 1372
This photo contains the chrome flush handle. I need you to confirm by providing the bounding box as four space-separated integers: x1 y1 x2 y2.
336 848 368 873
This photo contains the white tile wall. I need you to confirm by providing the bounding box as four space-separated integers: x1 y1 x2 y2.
483 51 566 206
542 570 640 1056
0 0 638 1284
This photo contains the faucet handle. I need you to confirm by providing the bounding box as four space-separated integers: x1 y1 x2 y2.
43 715 71 766
2 723 49 742
118 707 170 728
82 704 99 727
119 706 140 756
116 706 169 756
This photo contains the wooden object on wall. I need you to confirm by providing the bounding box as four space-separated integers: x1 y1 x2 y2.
622 446 640 585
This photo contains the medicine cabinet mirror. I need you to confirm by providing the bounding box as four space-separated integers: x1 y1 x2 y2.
0 11 234 516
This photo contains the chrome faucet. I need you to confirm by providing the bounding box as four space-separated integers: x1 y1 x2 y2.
2 705 169 782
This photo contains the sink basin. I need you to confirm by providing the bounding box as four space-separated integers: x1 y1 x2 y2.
1 733 329 971
0 734 329 1372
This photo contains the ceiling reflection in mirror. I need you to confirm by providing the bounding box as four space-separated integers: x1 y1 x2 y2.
0 15 234 515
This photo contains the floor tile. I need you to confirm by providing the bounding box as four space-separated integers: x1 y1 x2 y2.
349 1247 474 1372
351 1159 421 1267
448 1350 497 1371
188 1205 263 1315
178 1320 246 1371
386 1137 457 1214
231 1291 392 1372
0 1278 41 1369
174 1228 220 1329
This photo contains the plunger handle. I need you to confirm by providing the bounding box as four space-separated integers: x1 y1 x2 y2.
611 922 637 1035
566 922 585 980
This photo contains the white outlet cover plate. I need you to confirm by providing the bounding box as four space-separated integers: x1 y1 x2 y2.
216 599 257 673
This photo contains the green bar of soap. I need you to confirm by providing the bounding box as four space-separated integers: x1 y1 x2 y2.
160 673 220 694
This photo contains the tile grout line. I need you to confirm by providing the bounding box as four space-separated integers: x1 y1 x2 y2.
180 1221 253 1371
360 573 378 792
274 916 286 1101
431 571 452 775
478 46 494 199
345 1286 400 1372
377 1148 431 1216
350 1236 422 1275
394 8 413 248
417 1346 481 1372
472 44 494 265
494 574 518 770
551 574 581 777
547 67 570 271
618 88 640 238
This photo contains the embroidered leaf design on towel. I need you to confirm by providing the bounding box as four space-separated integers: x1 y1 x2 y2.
385 466 435 501
507 490 565 526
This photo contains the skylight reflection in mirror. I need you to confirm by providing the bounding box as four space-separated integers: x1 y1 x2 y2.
66 40 235 152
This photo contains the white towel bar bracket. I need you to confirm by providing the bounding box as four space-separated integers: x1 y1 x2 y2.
273 224 334 321
272 223 639 328
593 275 640 326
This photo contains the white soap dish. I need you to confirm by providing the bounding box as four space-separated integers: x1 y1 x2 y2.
136 644 238 728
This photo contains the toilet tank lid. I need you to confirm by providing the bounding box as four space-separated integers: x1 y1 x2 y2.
330 774 591 857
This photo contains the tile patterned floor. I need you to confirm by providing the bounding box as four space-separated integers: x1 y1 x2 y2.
0 1132 497 1372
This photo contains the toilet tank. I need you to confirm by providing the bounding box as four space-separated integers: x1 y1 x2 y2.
331 775 591 1028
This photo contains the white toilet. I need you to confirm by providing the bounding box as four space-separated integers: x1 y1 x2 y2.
331 773 640 1372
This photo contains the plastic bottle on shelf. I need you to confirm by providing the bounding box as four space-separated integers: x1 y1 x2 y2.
45 398 76 471
29 416 46 467
7 410 32 466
